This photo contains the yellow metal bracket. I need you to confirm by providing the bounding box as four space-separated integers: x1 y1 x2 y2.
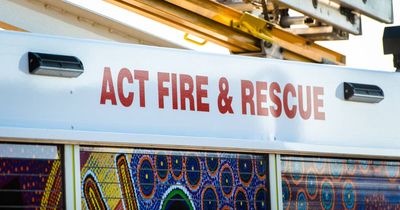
233 13 274 43
233 13 342 64
184 33 208 46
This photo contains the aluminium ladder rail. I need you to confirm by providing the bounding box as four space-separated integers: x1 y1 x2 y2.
107 0 346 65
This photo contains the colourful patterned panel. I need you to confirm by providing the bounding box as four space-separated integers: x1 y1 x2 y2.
80 147 269 210
0 143 64 209
281 156 400 210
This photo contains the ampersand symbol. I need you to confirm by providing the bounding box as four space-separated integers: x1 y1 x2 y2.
218 77 234 114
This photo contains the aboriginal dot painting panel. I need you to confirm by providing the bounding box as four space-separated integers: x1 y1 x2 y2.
80 147 269 210
0 143 64 209
281 155 400 210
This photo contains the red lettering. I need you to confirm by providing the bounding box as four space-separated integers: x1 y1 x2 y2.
298 85 312 120
117 68 134 107
241 80 255 115
283 84 297 119
313 87 325 120
269 82 282 118
171 73 178 110
101 68 324 120
256 81 268 116
158 72 169 109
134 70 148 107
196 76 209 112
180 74 195 111
100 67 117 105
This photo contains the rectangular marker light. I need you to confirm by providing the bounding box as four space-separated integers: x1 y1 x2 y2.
344 82 384 103
28 52 84 78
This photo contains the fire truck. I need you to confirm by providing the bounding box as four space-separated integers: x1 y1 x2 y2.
0 0 399 210
0 29 399 209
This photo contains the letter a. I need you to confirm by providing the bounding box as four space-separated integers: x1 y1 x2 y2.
100 67 117 105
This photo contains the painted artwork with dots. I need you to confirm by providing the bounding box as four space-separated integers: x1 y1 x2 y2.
281 156 400 210
80 147 269 210
0 144 64 209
